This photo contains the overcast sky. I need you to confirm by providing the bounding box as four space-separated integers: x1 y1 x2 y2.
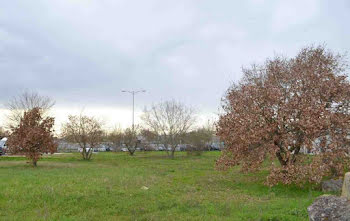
0 0 349 129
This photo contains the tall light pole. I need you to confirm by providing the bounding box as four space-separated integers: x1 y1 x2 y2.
122 90 146 131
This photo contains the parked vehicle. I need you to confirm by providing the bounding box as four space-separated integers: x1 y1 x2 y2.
78 147 92 153
0 137 8 156
209 145 221 151
97 147 106 152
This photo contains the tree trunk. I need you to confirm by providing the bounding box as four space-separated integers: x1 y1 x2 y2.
32 160 37 167
87 148 93 160
274 139 288 166
169 149 175 159
164 144 170 157
82 148 92 160
82 147 87 160
275 151 287 166
84 151 88 160
126 144 135 156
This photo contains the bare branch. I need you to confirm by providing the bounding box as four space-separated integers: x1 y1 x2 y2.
142 100 196 158
6 90 55 128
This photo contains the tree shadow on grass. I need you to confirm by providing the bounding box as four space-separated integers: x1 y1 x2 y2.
0 160 80 170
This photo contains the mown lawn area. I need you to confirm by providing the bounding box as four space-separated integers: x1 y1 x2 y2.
0 152 322 220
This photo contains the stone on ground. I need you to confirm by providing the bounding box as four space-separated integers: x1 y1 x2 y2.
322 178 343 192
308 195 350 221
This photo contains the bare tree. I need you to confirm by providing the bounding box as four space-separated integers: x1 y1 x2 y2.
6 90 55 127
107 127 124 151
142 100 196 158
61 114 103 160
140 129 158 151
185 126 215 155
123 126 141 156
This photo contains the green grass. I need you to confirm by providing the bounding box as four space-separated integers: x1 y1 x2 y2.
0 152 322 220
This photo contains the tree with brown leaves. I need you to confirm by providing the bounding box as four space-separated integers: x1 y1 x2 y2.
7 108 57 166
62 114 103 160
217 46 350 186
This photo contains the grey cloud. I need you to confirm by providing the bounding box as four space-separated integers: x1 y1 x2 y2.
0 0 349 113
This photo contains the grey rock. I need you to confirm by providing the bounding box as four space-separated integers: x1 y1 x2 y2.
322 178 343 192
308 195 350 221
342 172 350 200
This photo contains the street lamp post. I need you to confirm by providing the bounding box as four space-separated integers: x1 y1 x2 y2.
121 90 146 131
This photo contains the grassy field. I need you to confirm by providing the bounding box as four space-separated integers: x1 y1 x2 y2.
0 152 322 220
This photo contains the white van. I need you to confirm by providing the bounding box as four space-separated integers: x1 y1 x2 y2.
0 137 8 156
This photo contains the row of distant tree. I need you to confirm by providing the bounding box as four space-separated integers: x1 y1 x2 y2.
60 102 216 160
1 91 216 164
100 122 216 156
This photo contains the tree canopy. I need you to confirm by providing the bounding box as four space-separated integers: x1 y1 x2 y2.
62 114 103 160
217 46 350 185
7 108 57 166
142 100 196 158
